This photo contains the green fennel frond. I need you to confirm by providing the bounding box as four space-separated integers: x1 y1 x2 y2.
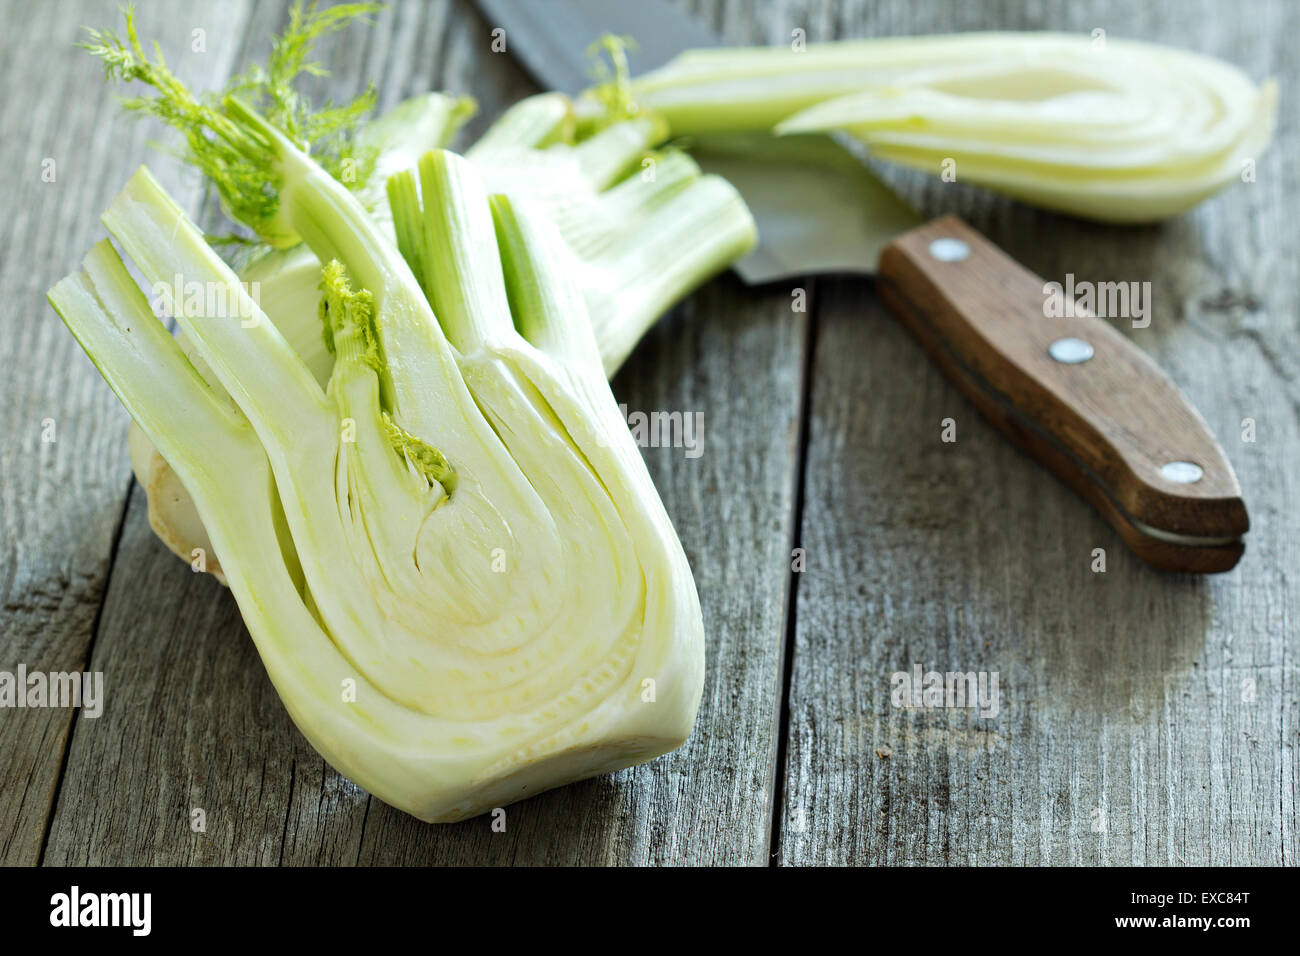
82 3 383 244
318 258 382 373
585 34 640 130
319 258 454 493
81 7 281 240
225 2 382 188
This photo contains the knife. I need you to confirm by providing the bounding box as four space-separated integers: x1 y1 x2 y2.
474 0 1249 573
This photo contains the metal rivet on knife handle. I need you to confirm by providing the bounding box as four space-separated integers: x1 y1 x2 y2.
1048 337 1095 364
1160 461 1205 484
928 237 971 262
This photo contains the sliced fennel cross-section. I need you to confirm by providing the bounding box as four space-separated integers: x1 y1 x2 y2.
50 111 706 820
628 32 1277 222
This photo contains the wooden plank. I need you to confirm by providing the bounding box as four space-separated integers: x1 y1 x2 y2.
0 0 256 866
779 0 1297 865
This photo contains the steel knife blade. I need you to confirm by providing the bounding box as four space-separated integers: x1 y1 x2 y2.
476 0 921 283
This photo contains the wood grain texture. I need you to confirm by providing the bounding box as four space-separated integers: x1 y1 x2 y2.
878 215 1247 572
28 0 805 865
779 0 1297 865
0 0 255 865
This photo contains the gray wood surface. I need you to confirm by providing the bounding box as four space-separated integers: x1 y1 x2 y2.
0 0 257 865
778 0 1298 865
0 0 1293 866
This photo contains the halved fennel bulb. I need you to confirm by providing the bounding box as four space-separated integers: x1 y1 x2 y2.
51 135 705 819
629 32 1277 222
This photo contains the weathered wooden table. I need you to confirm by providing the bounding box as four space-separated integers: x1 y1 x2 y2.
1 0 1294 866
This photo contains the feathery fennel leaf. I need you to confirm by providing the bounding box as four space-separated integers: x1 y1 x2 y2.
82 8 282 240
585 34 640 130
82 2 383 245
225 2 383 187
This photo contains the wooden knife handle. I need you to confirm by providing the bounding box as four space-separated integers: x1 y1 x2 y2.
877 215 1248 574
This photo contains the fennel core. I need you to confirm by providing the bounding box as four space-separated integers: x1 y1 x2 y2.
319 258 458 495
